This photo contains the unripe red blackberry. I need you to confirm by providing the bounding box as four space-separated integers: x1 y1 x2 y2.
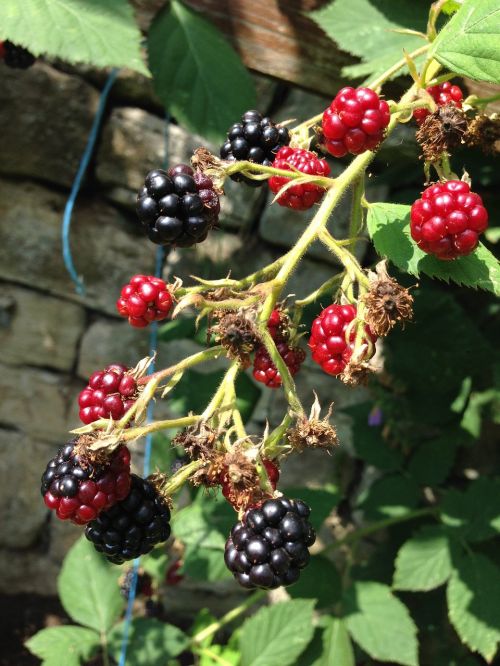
220 110 290 187
116 275 174 328
224 496 315 589
85 474 171 564
2 41 35 69
78 364 138 425
413 82 464 125
136 165 220 247
322 87 390 157
268 146 330 210
41 441 131 525
267 308 290 343
253 343 306 388
410 180 488 260
308 304 377 376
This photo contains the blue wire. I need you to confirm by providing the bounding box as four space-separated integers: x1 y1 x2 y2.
118 115 170 666
61 68 120 295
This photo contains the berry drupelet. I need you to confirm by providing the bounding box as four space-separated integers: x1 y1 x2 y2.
116 275 173 328
41 441 131 525
322 87 390 158
309 304 377 376
224 496 316 589
136 165 220 247
78 364 138 425
269 146 331 210
410 180 488 260
85 474 171 564
220 110 290 186
413 82 464 125
253 343 306 388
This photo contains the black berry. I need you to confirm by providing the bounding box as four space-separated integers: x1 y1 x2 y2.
220 110 290 187
2 41 35 69
85 474 171 564
224 496 316 589
136 165 220 247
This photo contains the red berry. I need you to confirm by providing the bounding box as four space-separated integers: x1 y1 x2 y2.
410 180 488 260
253 343 306 388
308 304 377 376
262 459 280 489
166 560 184 586
322 87 390 158
413 81 464 125
268 146 330 210
117 275 174 328
78 364 138 425
41 441 131 525
267 309 289 343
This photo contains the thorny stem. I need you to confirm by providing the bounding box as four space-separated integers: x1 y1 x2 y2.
118 415 201 442
224 160 335 188
138 346 224 386
295 273 344 309
202 361 241 422
260 328 304 415
319 229 370 291
160 459 206 495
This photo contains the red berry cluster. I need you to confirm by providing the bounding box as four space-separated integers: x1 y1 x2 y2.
253 343 306 388
269 146 330 210
117 274 174 328
410 180 488 260
322 87 390 158
42 443 131 525
78 364 138 425
309 304 377 376
413 82 464 125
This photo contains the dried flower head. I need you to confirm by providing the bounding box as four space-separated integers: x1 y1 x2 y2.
465 114 500 155
210 309 260 366
172 422 219 462
287 394 338 452
363 261 414 337
416 105 467 161
339 358 374 386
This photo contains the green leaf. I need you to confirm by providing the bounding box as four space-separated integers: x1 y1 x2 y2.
342 402 403 471
148 0 256 142
407 433 459 486
367 203 500 296
357 474 420 520
183 543 232 582
57 536 124 633
25 626 99 666
109 618 188 665
344 581 418 666
441 477 500 542
393 526 455 591
141 546 170 584
0 0 148 74
285 486 340 531
288 556 341 610
314 618 355 666
447 552 500 662
308 0 427 83
430 0 500 84
239 600 315 666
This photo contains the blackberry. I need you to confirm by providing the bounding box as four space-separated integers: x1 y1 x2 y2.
85 474 171 564
224 496 315 589
41 440 131 525
78 363 138 425
253 343 306 388
220 110 290 187
136 165 220 247
2 41 35 69
116 274 173 328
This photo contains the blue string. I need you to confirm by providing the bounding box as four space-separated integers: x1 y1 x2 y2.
61 68 120 295
118 115 170 666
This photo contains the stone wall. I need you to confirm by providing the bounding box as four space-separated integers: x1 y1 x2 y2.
0 62 378 596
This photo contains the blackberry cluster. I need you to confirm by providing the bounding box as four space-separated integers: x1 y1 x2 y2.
253 343 306 388
413 82 464 125
41 441 131 525
136 165 220 247
78 364 138 425
85 474 171 564
309 304 377 376
116 274 173 328
1 41 35 69
269 146 330 210
220 110 290 186
224 496 315 589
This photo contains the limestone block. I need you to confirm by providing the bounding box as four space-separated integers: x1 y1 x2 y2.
0 284 86 371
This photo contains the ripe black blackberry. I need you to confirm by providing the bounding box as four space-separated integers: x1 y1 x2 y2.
136 165 220 247
85 474 171 564
2 41 35 69
220 110 290 187
224 496 315 589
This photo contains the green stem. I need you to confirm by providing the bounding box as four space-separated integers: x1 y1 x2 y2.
202 361 240 421
261 412 293 459
224 160 335 188
348 176 365 256
138 346 224 386
160 459 205 495
260 328 304 415
368 44 429 90
295 273 344 308
465 92 500 107
101 635 110 666
191 590 267 645
323 507 438 553
319 229 369 290
119 415 201 442
194 647 234 666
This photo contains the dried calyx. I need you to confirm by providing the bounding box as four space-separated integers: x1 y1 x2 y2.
209 308 261 366
287 395 338 452
363 261 414 337
465 114 500 155
416 105 467 161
